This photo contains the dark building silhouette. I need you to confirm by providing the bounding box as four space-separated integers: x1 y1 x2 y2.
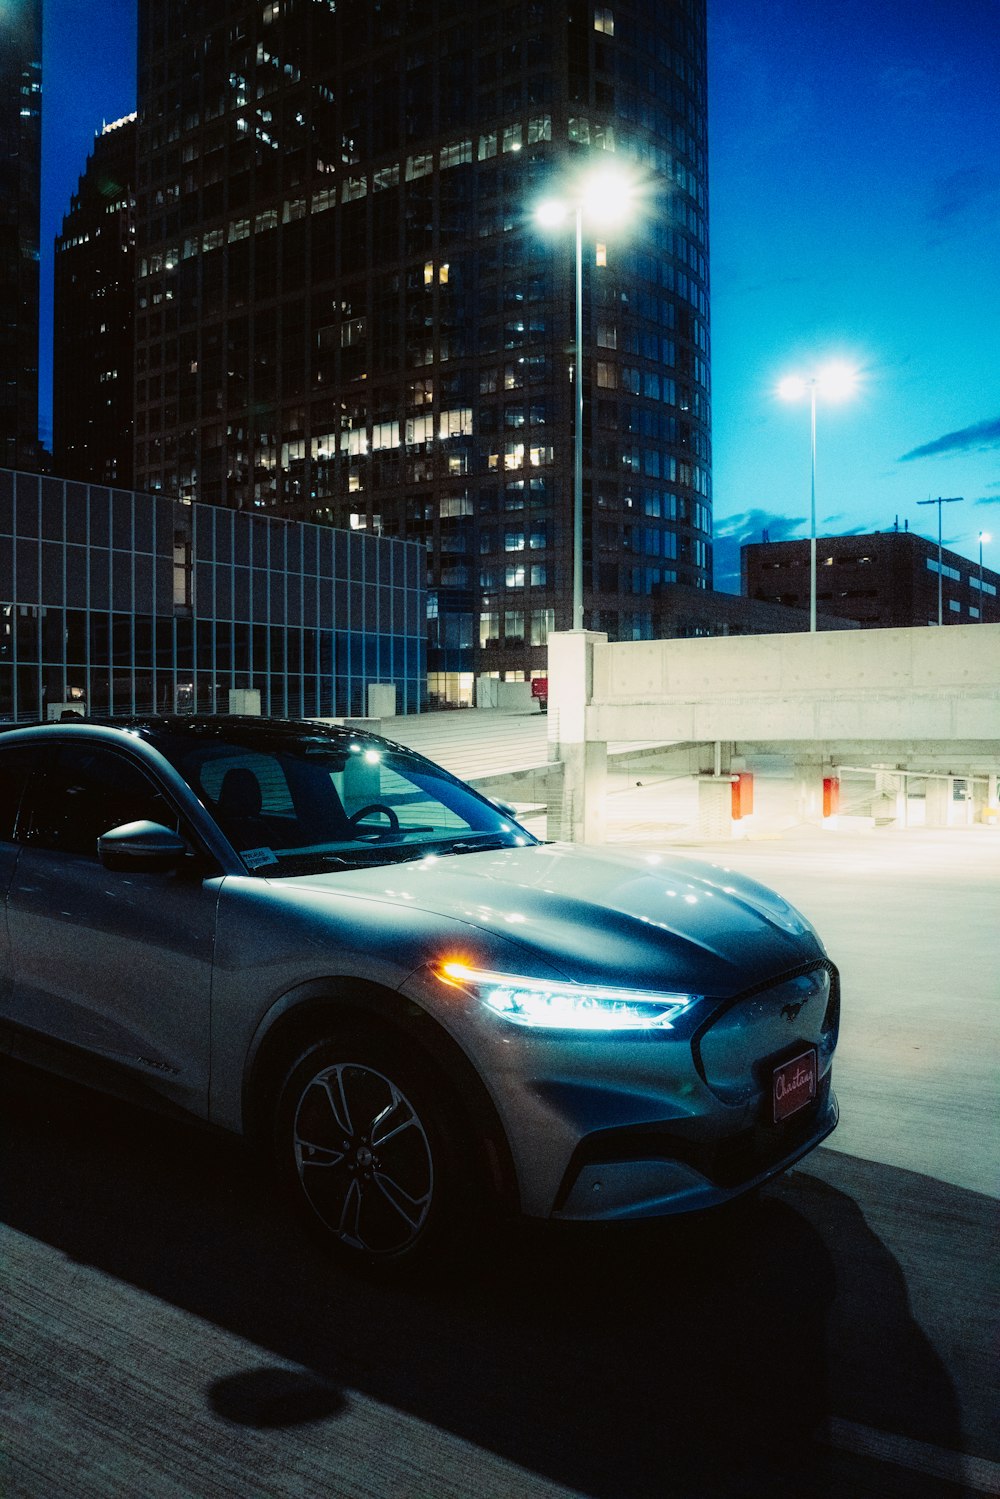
134 0 711 704
742 530 999 628
654 580 856 637
0 0 42 472
54 114 138 487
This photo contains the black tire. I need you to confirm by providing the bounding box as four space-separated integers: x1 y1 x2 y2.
273 1023 468 1271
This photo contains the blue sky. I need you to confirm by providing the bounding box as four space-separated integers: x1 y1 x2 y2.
39 1 1000 588
708 0 1000 587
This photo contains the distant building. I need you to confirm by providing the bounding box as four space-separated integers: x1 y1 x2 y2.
742 530 999 628
133 0 712 703
0 0 42 472
53 115 138 487
0 467 426 722
656 580 855 637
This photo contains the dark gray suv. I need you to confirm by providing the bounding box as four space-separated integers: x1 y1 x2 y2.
0 717 839 1266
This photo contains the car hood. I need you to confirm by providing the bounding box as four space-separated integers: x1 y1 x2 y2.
279 842 824 997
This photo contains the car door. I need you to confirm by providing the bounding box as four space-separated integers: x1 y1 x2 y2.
4 739 218 1115
0 741 36 1043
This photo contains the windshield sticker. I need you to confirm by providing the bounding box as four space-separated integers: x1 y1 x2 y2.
241 846 279 869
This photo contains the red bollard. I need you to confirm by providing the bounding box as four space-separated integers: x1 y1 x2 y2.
731 772 754 820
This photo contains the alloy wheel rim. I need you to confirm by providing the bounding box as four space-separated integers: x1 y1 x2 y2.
293 1062 434 1256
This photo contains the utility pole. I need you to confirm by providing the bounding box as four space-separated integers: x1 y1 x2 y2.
917 497 964 625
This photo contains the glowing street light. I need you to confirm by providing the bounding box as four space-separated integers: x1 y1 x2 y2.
536 165 636 630
778 362 859 632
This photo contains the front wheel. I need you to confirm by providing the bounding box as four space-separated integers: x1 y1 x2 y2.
274 1028 463 1268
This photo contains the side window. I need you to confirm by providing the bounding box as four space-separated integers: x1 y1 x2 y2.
24 745 177 859
0 745 35 843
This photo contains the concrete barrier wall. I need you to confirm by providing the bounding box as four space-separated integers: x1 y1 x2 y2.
592 623 1000 702
588 690 1000 745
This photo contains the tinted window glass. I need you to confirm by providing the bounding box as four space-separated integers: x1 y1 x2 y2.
24 745 176 859
0 744 35 842
153 725 534 874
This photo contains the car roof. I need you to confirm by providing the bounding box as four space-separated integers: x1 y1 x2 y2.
0 714 419 761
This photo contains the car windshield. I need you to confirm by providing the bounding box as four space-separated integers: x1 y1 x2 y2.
152 724 537 874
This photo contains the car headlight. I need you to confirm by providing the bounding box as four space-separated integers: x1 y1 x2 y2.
438 961 697 1031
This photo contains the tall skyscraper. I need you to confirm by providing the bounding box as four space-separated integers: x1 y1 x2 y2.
54 114 138 486
136 0 710 704
0 0 42 472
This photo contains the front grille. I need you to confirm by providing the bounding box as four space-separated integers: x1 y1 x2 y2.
554 1073 835 1205
693 959 838 1104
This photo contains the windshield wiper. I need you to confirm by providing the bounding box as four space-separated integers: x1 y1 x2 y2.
266 845 433 875
443 833 523 855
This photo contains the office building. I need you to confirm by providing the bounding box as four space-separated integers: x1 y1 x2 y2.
53 114 138 488
134 0 711 703
0 466 425 723
656 580 855 637
0 0 42 472
742 530 999 628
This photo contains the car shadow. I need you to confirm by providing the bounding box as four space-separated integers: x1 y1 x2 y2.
0 1058 974 1498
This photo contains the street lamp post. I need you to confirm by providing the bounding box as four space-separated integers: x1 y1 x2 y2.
778 363 857 632
916 496 964 625
537 168 635 632
573 203 584 630
979 531 991 622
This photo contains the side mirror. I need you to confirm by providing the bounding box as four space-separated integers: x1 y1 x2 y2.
98 820 189 873
489 797 519 820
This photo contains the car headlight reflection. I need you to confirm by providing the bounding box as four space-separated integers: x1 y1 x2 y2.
439 961 696 1031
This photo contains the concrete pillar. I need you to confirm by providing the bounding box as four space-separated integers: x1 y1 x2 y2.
546 630 608 844
924 777 952 828
954 777 974 827
367 683 397 718
793 758 825 825
697 776 738 839
874 770 905 827
228 688 261 715
972 777 989 825
982 773 1000 826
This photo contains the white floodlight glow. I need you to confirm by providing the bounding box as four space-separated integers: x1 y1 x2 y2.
777 375 807 401
779 364 858 403
535 198 569 228
580 165 635 227
815 361 858 401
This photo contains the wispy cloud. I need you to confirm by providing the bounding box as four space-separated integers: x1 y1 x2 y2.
820 516 866 533
973 495 1000 507
879 62 954 103
928 166 1000 225
899 417 1000 462
712 509 804 593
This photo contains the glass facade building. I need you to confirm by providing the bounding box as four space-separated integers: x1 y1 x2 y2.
135 0 710 704
0 0 42 472
0 467 426 723
54 114 138 488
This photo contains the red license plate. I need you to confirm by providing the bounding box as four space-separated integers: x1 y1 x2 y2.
772 1048 817 1123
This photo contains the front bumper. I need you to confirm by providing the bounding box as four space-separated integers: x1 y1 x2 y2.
551 1077 839 1221
405 958 840 1220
